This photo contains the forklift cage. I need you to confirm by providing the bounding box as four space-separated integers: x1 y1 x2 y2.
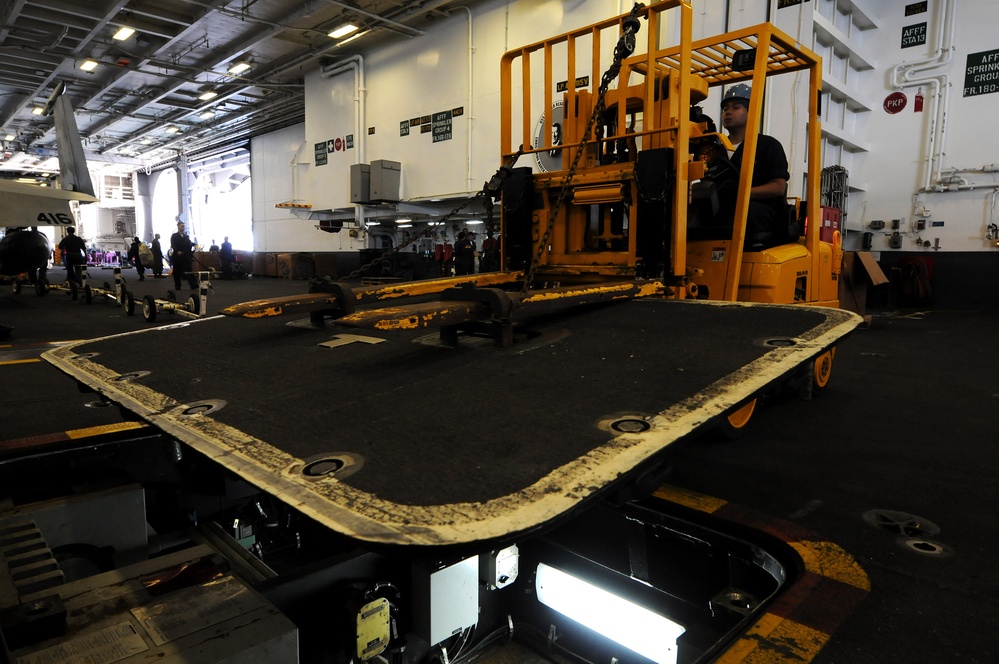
499 0 825 302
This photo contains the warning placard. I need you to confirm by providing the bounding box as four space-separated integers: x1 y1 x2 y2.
901 22 926 49
964 48 999 97
432 110 453 143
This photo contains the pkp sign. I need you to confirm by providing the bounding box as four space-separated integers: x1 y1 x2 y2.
883 91 907 114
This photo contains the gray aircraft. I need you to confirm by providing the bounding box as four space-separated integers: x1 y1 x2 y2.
0 82 98 291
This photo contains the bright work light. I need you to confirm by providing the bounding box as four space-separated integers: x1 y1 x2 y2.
535 563 685 664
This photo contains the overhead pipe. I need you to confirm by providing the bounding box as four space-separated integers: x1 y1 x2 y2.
455 6 475 193
320 55 368 236
890 0 956 192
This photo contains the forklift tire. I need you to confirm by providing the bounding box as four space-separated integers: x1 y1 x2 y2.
103 281 112 292
69 280 78 300
714 397 758 440
811 347 835 396
35 280 48 295
124 290 136 316
186 295 201 315
84 285 93 304
166 290 177 302
142 295 158 322
12 281 20 295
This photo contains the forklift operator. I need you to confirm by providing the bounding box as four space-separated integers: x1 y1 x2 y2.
718 83 791 249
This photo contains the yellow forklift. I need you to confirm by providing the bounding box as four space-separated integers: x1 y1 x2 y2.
494 0 842 429
498 1 839 304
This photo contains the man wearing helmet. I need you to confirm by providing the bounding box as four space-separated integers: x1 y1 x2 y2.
719 83 791 248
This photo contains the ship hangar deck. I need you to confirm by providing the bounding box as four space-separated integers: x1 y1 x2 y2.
1 272 995 664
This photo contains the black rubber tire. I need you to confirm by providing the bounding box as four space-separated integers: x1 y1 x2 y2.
186 295 201 315
142 295 158 322
124 291 136 316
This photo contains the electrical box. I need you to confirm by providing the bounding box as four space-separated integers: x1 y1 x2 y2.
412 556 479 646
889 232 903 249
870 219 885 230
481 545 519 590
891 219 901 230
369 159 401 202
350 163 370 203
819 206 842 244
916 219 926 230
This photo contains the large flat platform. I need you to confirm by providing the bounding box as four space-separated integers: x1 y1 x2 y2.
43 296 858 547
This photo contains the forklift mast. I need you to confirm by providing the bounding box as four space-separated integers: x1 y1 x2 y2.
499 0 835 305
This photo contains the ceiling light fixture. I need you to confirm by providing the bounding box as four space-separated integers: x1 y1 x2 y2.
32 107 44 115
4 133 13 141
335 31 366 47
80 59 99 72
198 90 218 101
199 110 215 120
165 126 180 134
112 26 135 40
328 23 359 39
227 61 251 75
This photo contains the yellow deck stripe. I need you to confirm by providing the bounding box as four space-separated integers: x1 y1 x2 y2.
653 483 870 664
715 613 829 664
0 358 41 366
789 540 871 591
65 422 147 439
653 484 728 513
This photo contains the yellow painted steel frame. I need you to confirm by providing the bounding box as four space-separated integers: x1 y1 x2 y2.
499 3 834 307
499 1 694 283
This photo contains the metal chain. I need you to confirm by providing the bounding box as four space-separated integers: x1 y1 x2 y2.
518 3 645 297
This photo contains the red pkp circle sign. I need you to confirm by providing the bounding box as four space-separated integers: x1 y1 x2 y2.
883 91 907 114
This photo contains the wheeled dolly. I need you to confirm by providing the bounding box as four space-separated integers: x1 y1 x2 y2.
76 266 128 306
124 271 211 323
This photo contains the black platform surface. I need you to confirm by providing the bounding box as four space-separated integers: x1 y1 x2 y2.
43 296 859 547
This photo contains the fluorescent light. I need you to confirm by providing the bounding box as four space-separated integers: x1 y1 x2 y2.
4 134 13 141
112 26 135 40
32 107 44 115
198 90 218 101
336 32 365 47
535 563 685 664
397 224 413 228
199 110 215 120
140 139 152 145
227 61 251 75
466 220 484 225
366 222 380 226
328 23 359 39
395 218 412 223
80 59 99 72
165 126 180 134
